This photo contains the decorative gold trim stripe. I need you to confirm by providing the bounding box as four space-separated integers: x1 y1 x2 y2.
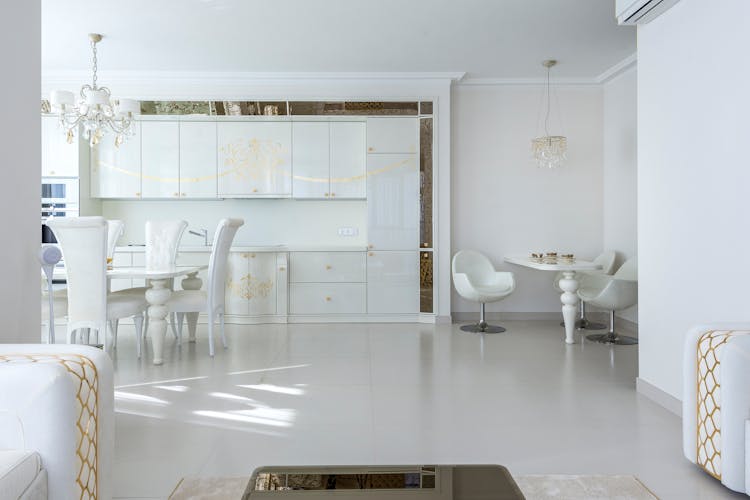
97 158 415 185
0 353 100 500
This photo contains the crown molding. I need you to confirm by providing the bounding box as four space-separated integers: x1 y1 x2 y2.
594 53 637 84
42 70 467 87
456 53 637 87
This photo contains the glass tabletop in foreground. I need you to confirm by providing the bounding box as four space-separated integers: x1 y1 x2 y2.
243 465 524 499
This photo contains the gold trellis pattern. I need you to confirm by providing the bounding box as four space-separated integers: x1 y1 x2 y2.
696 330 750 480
0 353 100 499
227 273 274 300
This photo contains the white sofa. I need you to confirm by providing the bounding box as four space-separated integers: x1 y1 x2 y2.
0 345 113 500
683 324 750 495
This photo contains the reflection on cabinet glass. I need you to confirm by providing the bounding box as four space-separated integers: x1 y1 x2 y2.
90 123 141 198
420 251 433 313
367 251 419 314
141 121 179 198
225 252 277 315
217 122 292 197
179 121 218 198
42 116 79 177
367 154 419 250
419 118 433 249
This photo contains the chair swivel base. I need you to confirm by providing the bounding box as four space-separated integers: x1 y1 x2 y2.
460 322 506 334
559 318 608 330
585 332 638 345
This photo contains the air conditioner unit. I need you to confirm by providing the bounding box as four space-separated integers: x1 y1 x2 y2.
616 0 682 25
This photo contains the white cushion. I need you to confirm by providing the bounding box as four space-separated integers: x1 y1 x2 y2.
106 293 147 320
167 290 207 313
0 450 42 500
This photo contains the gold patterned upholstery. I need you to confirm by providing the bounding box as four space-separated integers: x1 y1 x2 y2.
0 353 100 499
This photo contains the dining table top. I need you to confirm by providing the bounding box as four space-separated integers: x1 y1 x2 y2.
51 265 208 281
504 256 602 272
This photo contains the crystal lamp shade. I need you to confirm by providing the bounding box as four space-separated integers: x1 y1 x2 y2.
531 135 567 169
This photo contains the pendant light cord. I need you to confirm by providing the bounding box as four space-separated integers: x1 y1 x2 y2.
544 65 551 138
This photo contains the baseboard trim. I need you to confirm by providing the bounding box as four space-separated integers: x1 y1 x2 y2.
636 378 682 417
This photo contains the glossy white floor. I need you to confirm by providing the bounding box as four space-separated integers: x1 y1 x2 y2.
108 321 742 499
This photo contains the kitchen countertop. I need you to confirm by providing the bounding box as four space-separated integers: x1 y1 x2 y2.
118 245 368 253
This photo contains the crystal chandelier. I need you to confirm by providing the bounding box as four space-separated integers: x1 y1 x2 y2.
50 33 139 147
531 60 567 169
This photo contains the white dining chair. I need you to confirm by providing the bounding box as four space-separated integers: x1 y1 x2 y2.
553 250 617 330
577 256 638 345
115 219 187 343
106 219 125 262
452 250 516 333
47 217 148 354
168 218 244 356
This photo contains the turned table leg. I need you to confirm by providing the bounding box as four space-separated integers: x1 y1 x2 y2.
145 278 171 365
559 271 580 345
181 272 203 343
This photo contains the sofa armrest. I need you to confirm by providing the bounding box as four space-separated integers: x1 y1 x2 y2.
0 345 113 500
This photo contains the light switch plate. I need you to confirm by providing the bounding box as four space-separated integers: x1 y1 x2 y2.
338 227 358 237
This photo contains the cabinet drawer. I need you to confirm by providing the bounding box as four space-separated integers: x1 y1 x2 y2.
290 283 366 315
290 252 366 283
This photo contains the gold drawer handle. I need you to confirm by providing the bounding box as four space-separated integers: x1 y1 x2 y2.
173 192 179 197
252 188 258 193
325 265 332 270
279 267 286 271
330 193 335 197
368 147 374 152
135 192 141 197
181 192 186 197
325 296 331 302
368 244 374 249
250 253 256 258
368 252 374 257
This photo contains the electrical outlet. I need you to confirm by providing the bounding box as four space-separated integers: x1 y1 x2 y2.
338 227 358 237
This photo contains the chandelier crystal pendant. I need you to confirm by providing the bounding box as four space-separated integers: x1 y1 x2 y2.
531 60 567 169
50 33 139 148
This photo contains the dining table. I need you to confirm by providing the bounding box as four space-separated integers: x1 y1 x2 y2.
504 256 601 344
53 265 207 365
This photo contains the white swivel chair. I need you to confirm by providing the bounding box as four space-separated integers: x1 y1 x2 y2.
168 218 244 356
452 250 516 333
577 256 638 345
47 217 147 354
553 250 617 330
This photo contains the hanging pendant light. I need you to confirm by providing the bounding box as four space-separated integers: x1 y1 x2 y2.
531 60 567 169
49 33 139 148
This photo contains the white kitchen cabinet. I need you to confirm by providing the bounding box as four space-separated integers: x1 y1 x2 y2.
90 123 141 199
141 121 179 199
41 116 79 177
290 283 366 315
224 252 278 316
290 252 366 283
330 122 366 199
366 251 419 314
366 154 419 250
179 121 217 198
292 122 330 198
366 117 418 154
217 122 292 197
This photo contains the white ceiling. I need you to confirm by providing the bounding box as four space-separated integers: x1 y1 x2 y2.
42 0 635 80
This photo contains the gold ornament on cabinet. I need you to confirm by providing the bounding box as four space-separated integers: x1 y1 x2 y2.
227 273 273 300
220 138 286 181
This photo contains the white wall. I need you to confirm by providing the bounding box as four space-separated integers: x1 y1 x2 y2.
101 199 367 248
451 85 604 314
638 0 750 399
603 67 638 323
0 2 41 343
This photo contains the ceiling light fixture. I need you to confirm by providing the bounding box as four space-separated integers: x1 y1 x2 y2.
531 60 567 169
49 33 139 147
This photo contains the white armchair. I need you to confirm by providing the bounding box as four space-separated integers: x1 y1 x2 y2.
576 256 638 345
0 344 114 500
683 324 750 495
452 250 516 333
